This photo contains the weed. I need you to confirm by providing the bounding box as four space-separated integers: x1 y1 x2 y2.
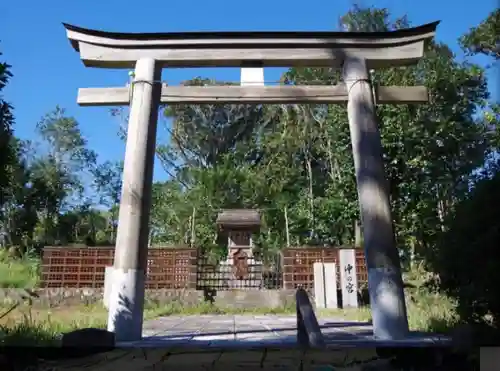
0 249 40 288
0 254 461 345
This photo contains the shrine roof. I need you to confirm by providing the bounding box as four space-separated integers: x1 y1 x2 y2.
62 21 439 69
63 21 439 47
216 209 261 228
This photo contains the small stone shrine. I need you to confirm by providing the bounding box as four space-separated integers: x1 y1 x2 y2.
216 209 262 288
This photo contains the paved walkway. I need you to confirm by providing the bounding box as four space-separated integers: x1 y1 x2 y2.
117 315 450 348
43 317 452 370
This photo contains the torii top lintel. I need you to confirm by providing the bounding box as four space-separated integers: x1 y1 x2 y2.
63 21 439 69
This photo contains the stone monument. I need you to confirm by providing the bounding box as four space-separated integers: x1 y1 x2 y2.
216 209 262 288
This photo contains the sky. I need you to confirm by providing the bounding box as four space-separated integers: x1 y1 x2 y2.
1 0 498 182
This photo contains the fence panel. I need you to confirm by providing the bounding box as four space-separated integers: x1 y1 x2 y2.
41 247 114 288
196 252 283 290
282 247 367 290
40 246 197 289
146 248 197 289
41 246 367 291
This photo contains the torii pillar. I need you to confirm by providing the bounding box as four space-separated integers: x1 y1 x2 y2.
343 56 409 339
106 58 162 341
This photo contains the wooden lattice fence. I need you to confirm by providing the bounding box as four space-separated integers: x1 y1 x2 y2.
41 246 367 290
41 246 197 289
282 247 367 289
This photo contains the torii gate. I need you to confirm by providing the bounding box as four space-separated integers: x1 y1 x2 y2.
63 22 439 342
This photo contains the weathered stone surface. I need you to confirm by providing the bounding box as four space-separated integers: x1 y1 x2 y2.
38 346 460 371
0 288 103 307
212 289 296 309
8 314 454 370
0 288 298 309
0 288 39 304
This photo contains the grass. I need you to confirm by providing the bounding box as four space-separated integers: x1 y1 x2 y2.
0 301 177 346
0 249 40 288
316 288 459 333
0 289 459 346
0 252 461 346
0 301 296 345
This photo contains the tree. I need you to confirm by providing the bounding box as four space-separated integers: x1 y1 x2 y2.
91 160 123 243
427 7 500 328
160 77 268 177
0 50 45 250
460 9 500 168
0 140 38 247
460 9 499 60
0 55 118 248
29 107 97 244
150 181 189 245
0 49 16 211
36 106 97 174
432 171 500 326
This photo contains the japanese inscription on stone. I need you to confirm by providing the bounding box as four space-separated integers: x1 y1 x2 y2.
339 249 359 308
344 263 355 294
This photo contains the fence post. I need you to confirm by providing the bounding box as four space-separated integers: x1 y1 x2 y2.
190 249 197 289
324 262 338 309
313 262 326 309
313 261 338 309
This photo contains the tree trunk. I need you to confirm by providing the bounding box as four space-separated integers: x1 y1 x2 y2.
284 206 290 247
306 156 315 238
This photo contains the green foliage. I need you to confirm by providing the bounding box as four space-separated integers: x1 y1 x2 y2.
460 9 499 60
159 77 267 176
0 49 17 212
429 170 500 327
92 161 123 207
281 6 493 261
423 8 500 328
0 102 114 248
91 161 123 244
0 248 40 288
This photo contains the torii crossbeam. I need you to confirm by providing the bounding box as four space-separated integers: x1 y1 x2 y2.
63 21 439 343
77 85 429 106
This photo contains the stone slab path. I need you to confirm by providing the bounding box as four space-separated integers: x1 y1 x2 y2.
40 346 393 371
117 315 450 348
38 316 453 371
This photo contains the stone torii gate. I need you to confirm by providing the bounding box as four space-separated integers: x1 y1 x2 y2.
63 21 439 342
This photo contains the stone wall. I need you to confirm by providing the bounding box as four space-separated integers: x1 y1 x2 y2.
208 289 296 309
0 288 298 309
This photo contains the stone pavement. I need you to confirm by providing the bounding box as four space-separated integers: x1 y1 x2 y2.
39 316 453 371
117 314 450 348
41 346 388 371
